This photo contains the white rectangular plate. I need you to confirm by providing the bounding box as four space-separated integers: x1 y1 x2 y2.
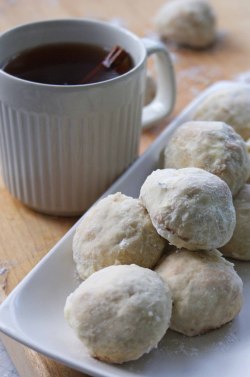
0 81 250 377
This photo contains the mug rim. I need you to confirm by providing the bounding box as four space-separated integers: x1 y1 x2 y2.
0 18 147 89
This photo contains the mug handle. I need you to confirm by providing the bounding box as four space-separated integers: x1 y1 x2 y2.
141 38 176 129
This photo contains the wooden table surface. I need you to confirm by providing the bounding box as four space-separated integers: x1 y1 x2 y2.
0 0 250 376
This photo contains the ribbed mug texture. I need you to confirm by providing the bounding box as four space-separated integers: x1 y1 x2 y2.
0 76 144 215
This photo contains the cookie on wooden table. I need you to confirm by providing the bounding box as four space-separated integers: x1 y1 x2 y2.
155 0 216 48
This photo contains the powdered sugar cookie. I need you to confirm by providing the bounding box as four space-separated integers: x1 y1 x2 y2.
192 85 250 140
65 264 172 363
155 0 216 48
164 121 250 195
73 192 165 279
156 249 243 336
140 168 235 250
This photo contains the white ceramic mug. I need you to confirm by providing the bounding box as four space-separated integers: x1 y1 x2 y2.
0 19 175 215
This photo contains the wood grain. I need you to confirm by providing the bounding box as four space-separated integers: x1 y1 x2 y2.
1 0 250 376
1 334 87 377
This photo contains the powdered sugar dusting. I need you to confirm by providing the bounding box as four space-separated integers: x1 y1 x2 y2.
119 238 129 249
167 339 199 357
0 342 18 377
73 269 82 286
234 71 250 84
0 264 9 302
144 31 162 43
0 267 8 276
177 65 221 98
108 17 128 29
178 65 221 85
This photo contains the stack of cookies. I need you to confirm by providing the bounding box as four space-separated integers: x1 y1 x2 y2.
64 116 249 363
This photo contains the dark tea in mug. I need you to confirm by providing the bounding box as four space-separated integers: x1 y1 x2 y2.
2 42 134 85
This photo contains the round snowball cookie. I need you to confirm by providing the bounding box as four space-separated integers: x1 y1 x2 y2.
73 192 165 280
192 84 250 140
64 264 172 363
163 121 250 196
139 168 236 250
220 184 250 260
155 249 243 336
155 0 216 48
